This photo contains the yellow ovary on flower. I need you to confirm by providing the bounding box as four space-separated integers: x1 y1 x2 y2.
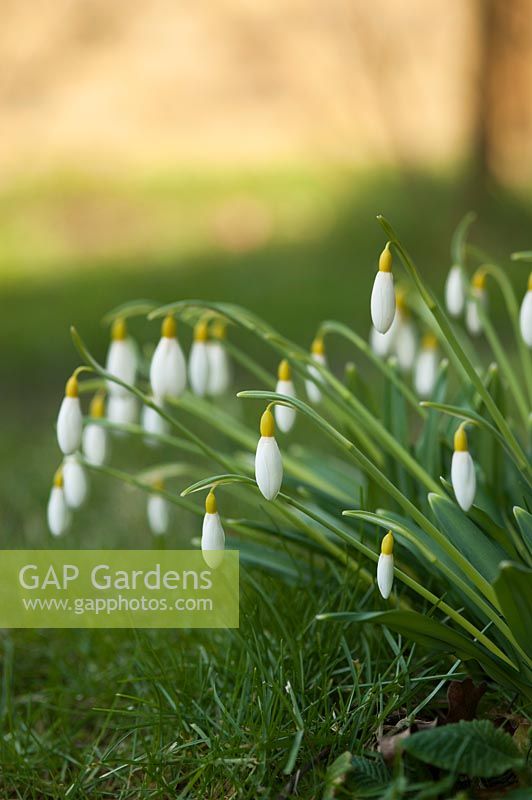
378 243 392 272
454 425 468 452
421 332 438 350
111 317 127 341
211 320 227 340
311 336 325 356
194 320 209 342
89 393 105 418
162 315 177 338
278 359 291 381
53 468 64 488
65 375 79 398
381 531 394 555
205 490 217 514
260 409 275 437
472 269 487 290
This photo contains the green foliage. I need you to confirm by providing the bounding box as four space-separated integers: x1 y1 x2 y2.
402 719 524 778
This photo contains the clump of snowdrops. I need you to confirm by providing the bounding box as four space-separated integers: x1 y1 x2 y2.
50 214 532 702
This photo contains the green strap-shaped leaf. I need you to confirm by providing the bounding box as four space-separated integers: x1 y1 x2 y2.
428 493 507 583
514 506 532 559
402 720 523 778
493 561 532 659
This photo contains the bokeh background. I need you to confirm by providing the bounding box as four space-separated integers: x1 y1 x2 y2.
2 0 532 546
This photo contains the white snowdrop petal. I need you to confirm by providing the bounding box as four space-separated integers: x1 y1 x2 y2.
394 319 417 371
189 341 210 396
63 456 89 509
47 487 71 537
414 350 438 398
255 436 283 500
147 495 170 535
274 380 296 433
305 353 326 404
150 337 187 400
107 395 138 427
519 290 532 347
370 318 397 358
465 288 486 336
201 511 226 568
106 339 137 396
141 404 169 446
207 342 231 395
82 424 108 466
445 266 465 317
57 396 83 455
377 553 394 599
371 271 396 334
451 450 476 511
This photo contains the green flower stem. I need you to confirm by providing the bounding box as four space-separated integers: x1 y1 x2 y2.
238 389 499 611
283 494 514 667
377 217 530 475
317 319 426 418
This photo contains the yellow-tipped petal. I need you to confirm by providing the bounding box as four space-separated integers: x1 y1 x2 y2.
111 317 127 341
278 359 291 381
65 375 79 398
205 490 217 514
53 467 64 488
454 425 468 452
260 408 275 437
211 320 227 340
194 320 209 342
381 531 394 555
162 315 177 338
89 392 105 419
396 287 407 313
422 332 438 350
378 243 392 273
311 336 325 356
472 269 487 290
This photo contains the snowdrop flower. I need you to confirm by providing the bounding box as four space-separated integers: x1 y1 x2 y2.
466 270 487 336
445 265 466 318
47 469 71 537
82 393 108 466
141 401 169 446
451 424 476 512
414 333 438 398
62 454 89 509
275 359 296 433
207 320 231 396
370 314 398 358
394 291 417 372
201 490 225 568
371 243 396 334
57 374 83 455
519 272 532 347
255 408 283 500
105 318 137 396
377 531 394 599
147 480 170 536
305 337 327 404
107 394 138 427
150 315 187 401
189 320 210 396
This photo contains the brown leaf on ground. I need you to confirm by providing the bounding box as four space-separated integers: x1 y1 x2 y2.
446 678 487 723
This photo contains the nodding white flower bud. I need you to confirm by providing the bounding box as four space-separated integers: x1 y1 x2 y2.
394 291 417 372
201 491 226 568
189 321 210 396
57 375 83 455
255 409 283 500
82 393 109 466
445 265 466 317
451 425 476 511
275 360 296 433
414 333 438 398
141 401 169 446
377 531 394 599
305 337 327 404
207 321 231 396
465 270 487 336
105 318 138 396
150 315 187 401
370 315 397 358
107 394 138 427
519 273 532 347
371 244 396 334
147 480 170 535
47 469 72 537
62 454 89 509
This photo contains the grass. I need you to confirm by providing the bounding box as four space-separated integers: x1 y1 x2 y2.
1 165 532 796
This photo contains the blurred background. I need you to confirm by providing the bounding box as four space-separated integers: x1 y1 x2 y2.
2 0 532 546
